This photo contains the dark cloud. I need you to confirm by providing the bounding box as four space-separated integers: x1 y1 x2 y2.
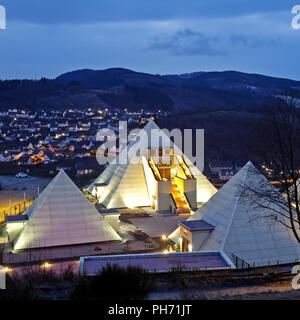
231 34 278 47
149 29 226 56
0 0 295 25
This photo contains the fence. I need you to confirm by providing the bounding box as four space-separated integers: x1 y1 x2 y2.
0 197 37 224
231 253 251 270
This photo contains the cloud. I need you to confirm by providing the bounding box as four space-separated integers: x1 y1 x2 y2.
148 28 226 56
231 34 278 47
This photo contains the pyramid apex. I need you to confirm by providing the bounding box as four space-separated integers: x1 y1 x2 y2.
239 161 257 173
222 161 258 186
51 168 68 181
56 168 70 178
143 119 159 129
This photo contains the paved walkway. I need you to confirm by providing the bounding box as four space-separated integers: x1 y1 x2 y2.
129 215 189 238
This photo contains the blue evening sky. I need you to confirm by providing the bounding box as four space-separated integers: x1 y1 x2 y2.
0 0 299 80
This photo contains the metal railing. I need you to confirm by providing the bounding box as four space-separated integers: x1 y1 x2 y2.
0 197 37 224
170 194 178 214
184 192 193 209
231 253 251 269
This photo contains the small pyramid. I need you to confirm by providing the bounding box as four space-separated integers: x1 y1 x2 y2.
14 170 121 250
171 161 300 266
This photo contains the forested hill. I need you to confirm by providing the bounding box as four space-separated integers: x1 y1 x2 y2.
0 68 299 111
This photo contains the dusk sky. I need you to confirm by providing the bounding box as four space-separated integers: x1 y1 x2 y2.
0 0 299 80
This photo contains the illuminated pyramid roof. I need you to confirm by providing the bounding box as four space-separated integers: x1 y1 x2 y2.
14 170 121 250
88 120 217 208
172 162 300 266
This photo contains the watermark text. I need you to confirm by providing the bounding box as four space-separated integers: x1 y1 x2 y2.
0 5 6 30
292 5 300 30
95 121 204 172
292 265 300 289
0 266 6 290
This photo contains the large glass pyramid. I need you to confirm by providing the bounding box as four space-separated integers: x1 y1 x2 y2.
14 170 121 250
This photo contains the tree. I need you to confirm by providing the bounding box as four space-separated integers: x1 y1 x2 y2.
239 95 300 242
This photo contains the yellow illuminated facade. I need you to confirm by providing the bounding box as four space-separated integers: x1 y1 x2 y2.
88 120 217 213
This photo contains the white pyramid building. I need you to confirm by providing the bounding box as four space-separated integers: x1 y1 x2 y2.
88 120 217 209
14 170 121 250
170 162 300 267
89 160 151 209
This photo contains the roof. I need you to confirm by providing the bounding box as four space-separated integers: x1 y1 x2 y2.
179 220 214 232
172 161 300 267
88 120 217 207
94 182 108 187
219 169 236 176
6 215 28 223
79 251 233 275
86 122 161 208
13 169 122 250
209 160 233 168
97 208 120 216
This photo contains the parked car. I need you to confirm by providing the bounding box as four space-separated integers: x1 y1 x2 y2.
15 172 28 178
